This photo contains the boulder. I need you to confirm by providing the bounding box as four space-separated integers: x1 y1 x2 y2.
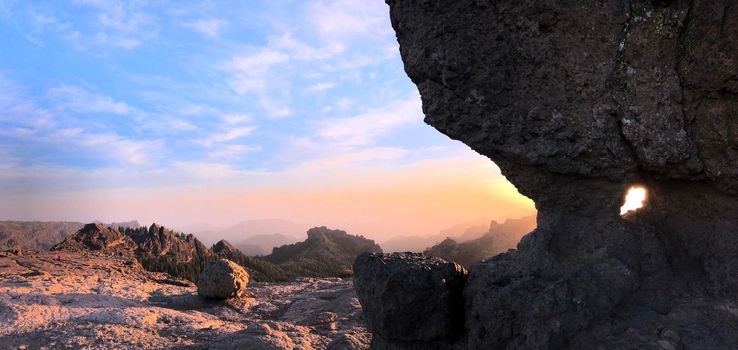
353 252 466 349
197 259 250 299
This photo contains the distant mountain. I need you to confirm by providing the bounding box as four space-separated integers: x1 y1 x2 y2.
486 215 537 251
380 218 491 253
438 219 491 242
0 220 139 251
423 234 497 267
423 215 537 267
234 233 300 256
200 219 306 246
51 223 137 256
263 226 383 277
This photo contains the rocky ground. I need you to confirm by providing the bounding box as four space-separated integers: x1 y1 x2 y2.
0 250 370 349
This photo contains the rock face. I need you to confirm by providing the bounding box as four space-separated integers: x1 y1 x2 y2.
353 1 738 349
353 253 466 349
265 227 382 277
198 259 250 299
50 223 136 256
128 223 212 263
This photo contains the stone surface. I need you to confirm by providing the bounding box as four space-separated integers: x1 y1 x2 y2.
356 0 738 349
198 259 250 299
0 251 370 349
353 252 466 349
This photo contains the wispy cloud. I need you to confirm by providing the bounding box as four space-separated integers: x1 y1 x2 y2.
79 133 161 165
187 18 227 38
307 82 335 94
195 126 258 147
9 0 157 50
208 144 261 159
227 49 289 94
307 0 392 52
317 94 423 146
49 85 131 115
222 114 251 125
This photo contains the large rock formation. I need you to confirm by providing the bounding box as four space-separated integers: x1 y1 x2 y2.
127 223 212 263
50 223 137 256
354 1 738 349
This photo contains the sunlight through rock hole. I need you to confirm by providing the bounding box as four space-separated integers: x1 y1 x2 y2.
620 186 647 215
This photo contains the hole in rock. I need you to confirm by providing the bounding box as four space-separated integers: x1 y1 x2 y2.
620 186 647 215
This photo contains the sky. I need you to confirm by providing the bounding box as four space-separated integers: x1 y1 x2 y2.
0 0 536 241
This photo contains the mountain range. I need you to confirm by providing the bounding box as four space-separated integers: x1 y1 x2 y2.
0 220 140 251
41 221 382 283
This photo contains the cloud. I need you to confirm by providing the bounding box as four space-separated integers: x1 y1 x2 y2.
317 94 423 146
77 133 161 165
260 97 291 118
227 49 289 94
15 0 157 50
297 147 407 171
196 126 258 147
49 85 131 115
307 82 335 93
306 0 392 51
208 144 261 159
270 32 340 60
74 0 157 49
222 114 251 125
173 161 240 179
187 18 228 38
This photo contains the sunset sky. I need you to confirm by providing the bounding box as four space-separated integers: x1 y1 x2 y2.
0 0 535 241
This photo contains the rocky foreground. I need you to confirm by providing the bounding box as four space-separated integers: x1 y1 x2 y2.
0 250 370 349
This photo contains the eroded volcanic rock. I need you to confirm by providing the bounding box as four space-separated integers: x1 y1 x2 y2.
353 1 738 349
50 223 136 256
198 258 250 299
353 253 466 349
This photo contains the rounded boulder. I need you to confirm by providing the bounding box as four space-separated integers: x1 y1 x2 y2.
197 259 250 299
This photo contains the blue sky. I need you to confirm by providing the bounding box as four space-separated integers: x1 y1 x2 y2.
0 0 534 239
